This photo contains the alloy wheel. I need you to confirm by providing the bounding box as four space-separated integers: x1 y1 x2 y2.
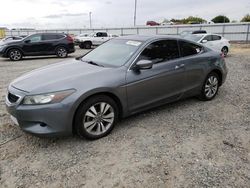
83 102 115 136
9 50 22 61
57 48 67 57
205 75 219 98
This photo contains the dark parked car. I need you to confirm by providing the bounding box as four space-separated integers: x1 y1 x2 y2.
0 33 75 61
5 35 227 139
146 21 160 26
180 30 207 36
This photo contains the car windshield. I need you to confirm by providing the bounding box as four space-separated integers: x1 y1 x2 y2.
81 39 142 67
183 34 204 42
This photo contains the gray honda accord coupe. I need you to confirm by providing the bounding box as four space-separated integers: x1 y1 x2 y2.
5 35 228 139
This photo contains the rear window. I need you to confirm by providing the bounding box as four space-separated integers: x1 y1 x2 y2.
179 41 203 57
212 35 221 41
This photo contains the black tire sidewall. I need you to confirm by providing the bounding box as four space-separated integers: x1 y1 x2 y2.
222 47 228 56
8 49 22 61
200 72 219 101
84 42 91 49
79 44 85 49
75 95 118 140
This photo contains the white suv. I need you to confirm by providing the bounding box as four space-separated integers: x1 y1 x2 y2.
184 34 230 56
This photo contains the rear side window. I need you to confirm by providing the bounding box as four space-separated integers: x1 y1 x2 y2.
179 41 202 57
203 35 212 41
212 35 221 41
102 32 108 37
137 40 179 63
56 34 65 39
42 34 58 41
96 32 108 37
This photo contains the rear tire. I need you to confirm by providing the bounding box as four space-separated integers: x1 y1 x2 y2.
8 49 22 61
56 47 68 58
199 72 220 101
221 46 228 57
74 95 118 140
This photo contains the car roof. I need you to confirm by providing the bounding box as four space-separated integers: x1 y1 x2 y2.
193 33 221 36
30 33 66 35
118 35 182 42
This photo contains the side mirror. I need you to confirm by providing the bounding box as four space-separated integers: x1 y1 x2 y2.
201 39 208 43
135 60 153 70
24 39 31 43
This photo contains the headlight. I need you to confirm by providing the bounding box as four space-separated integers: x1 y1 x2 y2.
22 89 75 105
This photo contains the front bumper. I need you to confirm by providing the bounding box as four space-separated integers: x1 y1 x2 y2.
5 86 74 137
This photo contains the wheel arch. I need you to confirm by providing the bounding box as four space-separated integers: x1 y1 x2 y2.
221 46 229 52
55 44 68 52
5 46 24 56
83 40 92 45
72 91 124 134
209 69 223 86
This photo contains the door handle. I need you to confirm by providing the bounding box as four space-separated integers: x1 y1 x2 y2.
175 64 185 69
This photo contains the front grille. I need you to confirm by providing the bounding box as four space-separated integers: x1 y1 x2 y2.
8 92 20 103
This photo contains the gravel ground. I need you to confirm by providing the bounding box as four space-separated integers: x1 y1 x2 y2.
0 45 249 188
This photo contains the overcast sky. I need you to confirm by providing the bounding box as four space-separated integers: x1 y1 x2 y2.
1 0 249 29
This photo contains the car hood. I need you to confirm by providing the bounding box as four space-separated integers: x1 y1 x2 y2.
1 40 23 45
11 59 113 93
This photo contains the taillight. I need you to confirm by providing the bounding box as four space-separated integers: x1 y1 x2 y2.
66 35 74 43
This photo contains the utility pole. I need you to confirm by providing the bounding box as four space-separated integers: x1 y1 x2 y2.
133 0 137 26
89 12 92 28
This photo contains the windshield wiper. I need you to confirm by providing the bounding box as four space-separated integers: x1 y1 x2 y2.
81 59 104 67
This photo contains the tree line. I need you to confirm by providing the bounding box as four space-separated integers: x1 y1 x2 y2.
169 14 250 24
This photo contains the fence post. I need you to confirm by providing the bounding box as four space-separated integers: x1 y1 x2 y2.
246 24 250 43
121 28 123 36
222 24 225 37
156 27 158 35
176 27 179 35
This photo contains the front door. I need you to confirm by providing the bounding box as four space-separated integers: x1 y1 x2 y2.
22 34 44 55
126 40 186 112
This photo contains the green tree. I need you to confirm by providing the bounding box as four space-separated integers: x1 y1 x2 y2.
241 14 250 22
184 16 206 24
211 15 230 23
170 16 206 24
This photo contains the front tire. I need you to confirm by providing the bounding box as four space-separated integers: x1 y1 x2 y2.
56 47 68 58
83 42 92 49
8 49 22 61
199 72 219 101
75 95 118 140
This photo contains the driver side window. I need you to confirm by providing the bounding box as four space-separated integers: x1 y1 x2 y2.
137 40 179 63
29 35 42 43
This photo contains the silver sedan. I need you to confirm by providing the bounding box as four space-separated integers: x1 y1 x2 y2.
5 35 228 139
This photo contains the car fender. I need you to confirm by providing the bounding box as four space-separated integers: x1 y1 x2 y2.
69 87 128 122
4 46 24 56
